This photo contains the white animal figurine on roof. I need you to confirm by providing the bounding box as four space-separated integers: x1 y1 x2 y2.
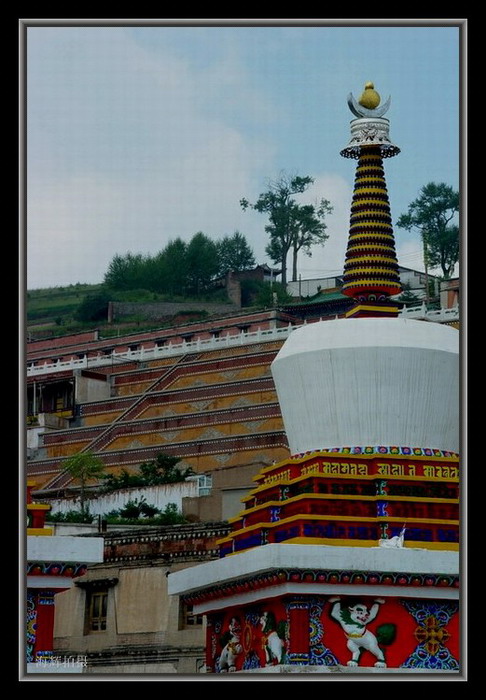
379 526 406 548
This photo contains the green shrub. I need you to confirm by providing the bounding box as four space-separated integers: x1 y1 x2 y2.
101 455 194 493
103 502 186 526
47 509 95 524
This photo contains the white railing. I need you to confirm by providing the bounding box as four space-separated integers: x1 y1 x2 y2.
27 324 299 377
399 303 459 323
27 306 459 378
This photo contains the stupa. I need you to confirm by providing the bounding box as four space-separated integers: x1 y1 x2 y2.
168 84 460 674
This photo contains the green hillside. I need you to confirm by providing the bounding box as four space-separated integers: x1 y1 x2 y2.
25 283 228 340
27 283 104 321
26 283 105 338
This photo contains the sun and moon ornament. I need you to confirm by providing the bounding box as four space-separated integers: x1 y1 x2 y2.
341 81 400 159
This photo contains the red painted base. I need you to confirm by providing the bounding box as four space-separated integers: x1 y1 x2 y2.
205 595 459 672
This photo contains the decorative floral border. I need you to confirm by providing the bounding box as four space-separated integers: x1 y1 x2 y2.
183 569 459 606
27 562 88 577
291 446 459 459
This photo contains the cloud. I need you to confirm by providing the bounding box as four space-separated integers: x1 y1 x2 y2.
26 28 278 289
25 25 459 289
27 175 126 287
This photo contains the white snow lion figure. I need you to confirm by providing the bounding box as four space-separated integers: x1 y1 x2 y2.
218 617 243 672
329 596 387 667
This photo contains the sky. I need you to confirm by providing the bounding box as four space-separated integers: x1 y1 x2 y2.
24 20 463 291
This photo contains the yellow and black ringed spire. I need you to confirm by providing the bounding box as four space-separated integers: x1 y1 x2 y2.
340 83 402 318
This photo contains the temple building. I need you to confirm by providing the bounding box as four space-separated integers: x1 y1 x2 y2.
26 482 104 673
167 84 460 674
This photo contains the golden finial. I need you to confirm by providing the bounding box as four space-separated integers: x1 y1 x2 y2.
358 82 381 110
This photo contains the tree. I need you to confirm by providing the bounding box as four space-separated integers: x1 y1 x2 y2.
241 172 332 285
216 231 256 275
104 252 148 291
161 238 188 296
63 451 106 514
75 289 111 322
289 200 333 282
185 232 220 295
396 183 459 281
139 453 194 485
241 279 292 308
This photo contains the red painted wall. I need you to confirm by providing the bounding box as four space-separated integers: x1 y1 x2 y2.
33 593 56 658
206 594 459 672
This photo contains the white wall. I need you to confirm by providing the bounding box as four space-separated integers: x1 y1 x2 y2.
47 481 199 517
168 543 459 597
75 373 111 403
271 318 459 455
27 426 43 450
27 535 104 563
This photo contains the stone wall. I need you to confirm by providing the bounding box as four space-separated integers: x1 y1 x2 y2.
102 522 230 562
109 300 239 322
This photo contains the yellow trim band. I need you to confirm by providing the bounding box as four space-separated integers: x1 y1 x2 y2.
256 451 459 473
27 528 53 536
221 512 458 541
354 188 389 196
238 492 459 512
345 256 399 265
347 245 395 253
342 280 401 287
351 199 391 206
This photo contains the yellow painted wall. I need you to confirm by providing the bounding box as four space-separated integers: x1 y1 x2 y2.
138 390 278 419
82 412 124 427
144 357 177 369
116 382 155 396
184 446 290 472
168 364 270 390
91 446 289 479
104 417 284 451
27 475 53 490
112 363 270 396
46 441 92 458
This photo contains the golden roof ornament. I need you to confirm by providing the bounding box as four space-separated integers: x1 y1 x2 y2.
341 81 399 159
359 82 381 109
347 81 391 119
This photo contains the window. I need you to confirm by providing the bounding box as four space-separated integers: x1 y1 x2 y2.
77 577 117 635
180 602 203 629
88 590 108 632
197 474 212 497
